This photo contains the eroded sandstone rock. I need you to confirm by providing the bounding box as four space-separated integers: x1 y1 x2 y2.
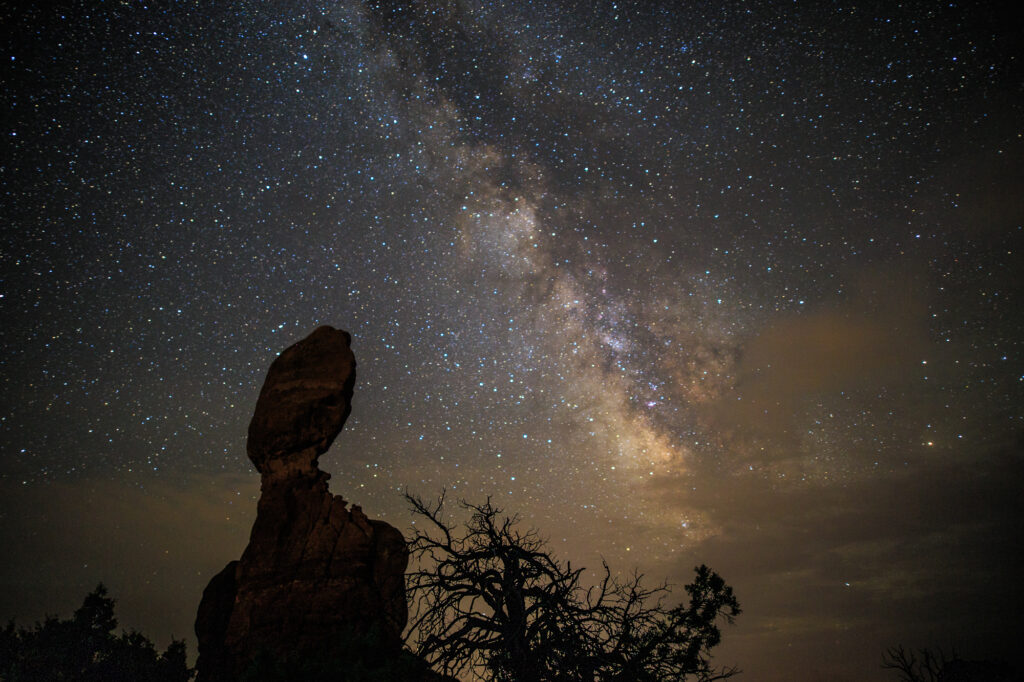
246 325 356 480
195 326 411 680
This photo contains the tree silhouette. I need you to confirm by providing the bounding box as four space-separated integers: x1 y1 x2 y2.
882 645 1018 682
404 492 740 681
882 646 950 682
0 584 192 682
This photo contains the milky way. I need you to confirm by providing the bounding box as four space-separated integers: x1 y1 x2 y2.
2 1 1022 679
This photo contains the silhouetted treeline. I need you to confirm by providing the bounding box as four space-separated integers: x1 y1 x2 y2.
0 584 192 682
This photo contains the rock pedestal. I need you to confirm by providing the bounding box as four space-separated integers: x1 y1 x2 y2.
195 326 409 680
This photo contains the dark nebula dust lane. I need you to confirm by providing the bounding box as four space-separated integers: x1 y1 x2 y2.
1 1 1022 680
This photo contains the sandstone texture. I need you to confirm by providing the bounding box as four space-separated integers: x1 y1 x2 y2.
195 326 411 680
247 325 356 480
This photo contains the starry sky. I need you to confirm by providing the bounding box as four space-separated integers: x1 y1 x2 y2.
2 0 1022 679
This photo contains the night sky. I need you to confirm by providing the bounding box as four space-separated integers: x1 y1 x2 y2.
2 1 1022 680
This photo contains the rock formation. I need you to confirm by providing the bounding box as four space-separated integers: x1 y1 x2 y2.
195 326 410 680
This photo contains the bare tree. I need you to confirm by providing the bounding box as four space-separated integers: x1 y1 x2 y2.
882 645 1018 682
404 492 740 682
882 646 951 682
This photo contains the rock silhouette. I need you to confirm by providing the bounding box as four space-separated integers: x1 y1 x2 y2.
246 326 358 479
195 326 410 680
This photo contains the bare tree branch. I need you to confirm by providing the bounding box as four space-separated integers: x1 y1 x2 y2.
403 492 741 681
882 645 958 682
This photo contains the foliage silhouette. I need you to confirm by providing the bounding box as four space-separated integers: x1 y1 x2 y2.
404 492 740 681
0 584 192 682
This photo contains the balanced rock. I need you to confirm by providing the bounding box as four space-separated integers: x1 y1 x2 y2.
195 326 410 680
247 325 356 481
